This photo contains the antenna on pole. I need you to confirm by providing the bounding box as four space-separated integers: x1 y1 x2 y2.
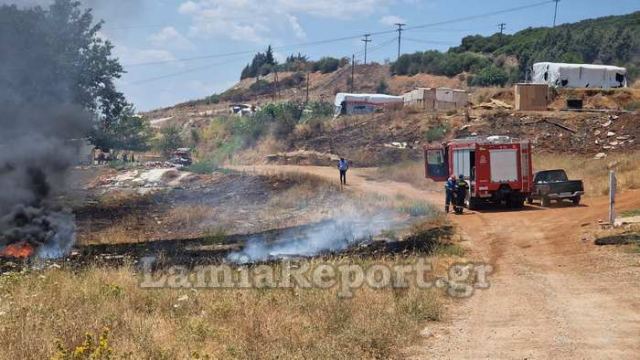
361 34 372 65
498 22 506 35
552 0 560 27
395 23 405 60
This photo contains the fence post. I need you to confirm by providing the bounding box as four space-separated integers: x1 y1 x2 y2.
609 170 617 225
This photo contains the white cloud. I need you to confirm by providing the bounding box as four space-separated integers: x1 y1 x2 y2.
114 46 176 65
287 14 306 39
178 0 390 44
379 15 406 27
149 26 195 50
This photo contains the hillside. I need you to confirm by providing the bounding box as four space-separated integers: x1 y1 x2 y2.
144 63 464 124
142 11 640 170
394 11 640 83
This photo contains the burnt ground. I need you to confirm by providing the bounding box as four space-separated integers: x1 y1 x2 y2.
75 170 344 244
0 221 452 273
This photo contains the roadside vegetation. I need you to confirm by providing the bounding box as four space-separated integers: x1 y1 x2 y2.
0 254 448 359
190 100 334 168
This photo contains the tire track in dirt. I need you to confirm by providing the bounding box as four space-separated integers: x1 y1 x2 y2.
230 165 640 359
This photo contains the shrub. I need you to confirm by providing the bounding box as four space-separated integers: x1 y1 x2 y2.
249 79 273 95
375 79 389 94
302 101 334 121
155 125 184 156
52 328 113 360
467 65 509 87
184 159 218 174
624 100 640 112
425 124 449 142
312 57 341 73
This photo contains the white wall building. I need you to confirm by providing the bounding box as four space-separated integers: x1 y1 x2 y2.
532 62 627 89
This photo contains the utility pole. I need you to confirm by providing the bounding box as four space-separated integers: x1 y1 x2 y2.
305 72 310 103
552 0 560 27
273 70 280 101
361 34 372 65
350 54 355 93
395 23 405 60
498 22 506 36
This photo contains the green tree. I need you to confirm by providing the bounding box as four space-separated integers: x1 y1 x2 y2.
156 126 184 156
240 45 278 79
312 57 342 73
468 65 509 87
0 0 131 147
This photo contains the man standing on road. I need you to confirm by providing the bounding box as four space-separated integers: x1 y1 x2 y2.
445 175 456 213
338 157 349 185
455 174 469 213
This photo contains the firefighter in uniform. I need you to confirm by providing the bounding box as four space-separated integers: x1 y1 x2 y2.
444 175 456 213
454 174 469 214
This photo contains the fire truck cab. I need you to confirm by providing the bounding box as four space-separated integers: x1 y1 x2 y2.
425 136 533 209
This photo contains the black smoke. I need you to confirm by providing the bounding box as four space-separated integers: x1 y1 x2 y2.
0 2 93 258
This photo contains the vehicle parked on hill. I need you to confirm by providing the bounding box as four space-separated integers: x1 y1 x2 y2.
424 136 533 209
527 169 584 207
170 148 193 166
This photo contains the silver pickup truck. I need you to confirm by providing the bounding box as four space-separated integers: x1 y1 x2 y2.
527 169 585 207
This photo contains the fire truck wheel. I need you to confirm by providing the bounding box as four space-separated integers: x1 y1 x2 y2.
527 197 533 205
541 196 550 207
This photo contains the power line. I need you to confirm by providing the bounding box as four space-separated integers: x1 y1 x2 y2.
401 38 457 46
128 56 246 85
400 0 554 33
126 0 556 84
361 34 372 65
124 34 365 67
123 0 554 68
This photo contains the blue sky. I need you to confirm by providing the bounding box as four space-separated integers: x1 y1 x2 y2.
41 0 640 110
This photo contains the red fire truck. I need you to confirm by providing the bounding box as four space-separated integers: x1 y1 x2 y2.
424 136 533 209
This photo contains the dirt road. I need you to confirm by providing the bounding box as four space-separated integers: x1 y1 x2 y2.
232 165 640 359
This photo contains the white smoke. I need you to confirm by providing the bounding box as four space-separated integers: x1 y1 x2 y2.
227 207 397 264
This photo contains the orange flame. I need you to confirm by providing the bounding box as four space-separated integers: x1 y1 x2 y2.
0 242 35 259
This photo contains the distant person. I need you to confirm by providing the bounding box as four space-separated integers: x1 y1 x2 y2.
445 175 456 213
338 157 349 185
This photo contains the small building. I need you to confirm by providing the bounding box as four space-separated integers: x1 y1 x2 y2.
436 88 468 111
514 83 549 111
334 93 404 116
403 88 468 111
532 62 627 89
403 88 436 110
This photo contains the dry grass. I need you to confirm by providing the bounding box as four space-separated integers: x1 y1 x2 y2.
0 256 446 360
165 205 216 228
534 152 640 196
375 160 434 189
83 218 152 245
27 169 460 359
